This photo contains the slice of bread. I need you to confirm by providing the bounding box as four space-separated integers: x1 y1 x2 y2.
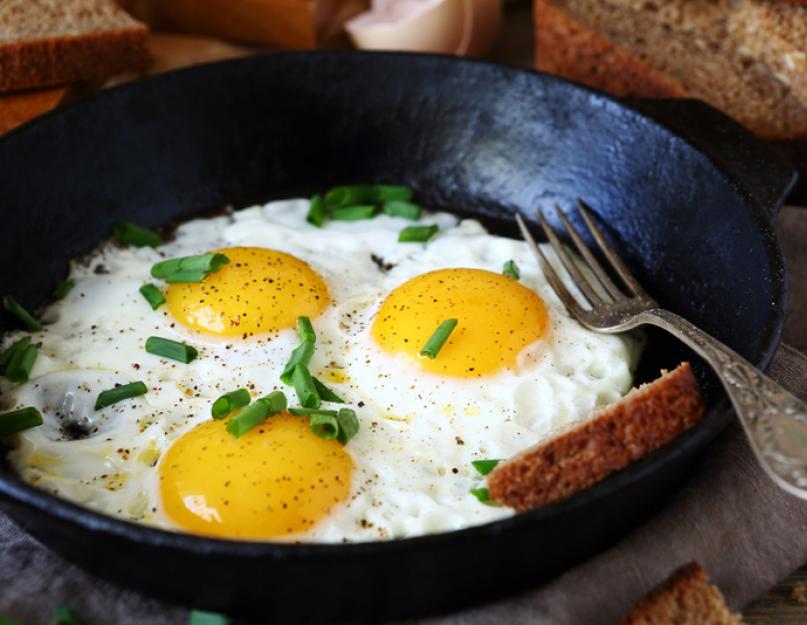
534 0 807 140
0 0 150 93
619 562 745 625
487 363 705 510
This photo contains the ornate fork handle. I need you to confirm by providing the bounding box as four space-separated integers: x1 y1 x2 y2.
637 308 807 498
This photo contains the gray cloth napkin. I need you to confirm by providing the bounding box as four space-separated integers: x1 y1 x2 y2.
2 206 807 624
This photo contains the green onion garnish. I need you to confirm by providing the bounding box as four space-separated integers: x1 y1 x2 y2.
226 391 286 438
145 336 199 363
53 605 82 625
0 406 42 436
309 412 339 440
139 283 166 310
5 343 37 383
324 185 375 208
95 381 148 410
150 253 230 282
292 364 320 409
113 222 163 248
399 224 438 243
307 194 327 227
53 279 74 300
280 317 316 384
502 260 520 280
331 205 377 221
382 200 421 220
289 407 336 417
3 296 42 332
312 377 345 403
336 407 359 444
297 316 316 344
0 336 30 373
163 269 210 284
189 610 230 625
470 487 492 503
211 388 251 420
420 319 458 359
374 185 413 202
471 459 501 476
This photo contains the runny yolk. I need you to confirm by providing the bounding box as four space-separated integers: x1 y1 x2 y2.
371 268 548 377
159 413 353 539
166 247 329 337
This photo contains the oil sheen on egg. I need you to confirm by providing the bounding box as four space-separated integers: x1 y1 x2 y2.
3 198 642 542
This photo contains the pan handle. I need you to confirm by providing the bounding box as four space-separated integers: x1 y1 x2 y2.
624 98 798 219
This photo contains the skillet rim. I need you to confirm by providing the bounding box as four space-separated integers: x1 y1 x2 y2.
0 50 788 559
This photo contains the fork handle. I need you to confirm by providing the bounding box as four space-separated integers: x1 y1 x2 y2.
639 308 807 499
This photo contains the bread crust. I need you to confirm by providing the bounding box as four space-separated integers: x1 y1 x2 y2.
487 363 705 510
0 28 151 93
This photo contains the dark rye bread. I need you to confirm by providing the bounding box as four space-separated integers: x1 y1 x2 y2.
619 562 745 625
0 0 150 93
534 0 807 140
487 363 705 510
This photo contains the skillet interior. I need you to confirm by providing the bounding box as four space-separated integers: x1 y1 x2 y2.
0 52 794 623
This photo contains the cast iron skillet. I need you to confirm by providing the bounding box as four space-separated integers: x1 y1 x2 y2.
0 52 796 623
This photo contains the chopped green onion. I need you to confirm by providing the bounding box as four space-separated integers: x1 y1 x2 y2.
280 341 314 385
374 185 413 202
53 605 82 625
309 412 339 440
289 407 337 417
95 381 148 410
53 279 74 300
292 364 320 409
324 185 375 208
470 487 492 503
113 221 163 248
5 344 37 383
307 194 327 227
226 391 286 438
0 406 42 436
139 283 166 309
145 336 198 363
336 407 359 444
382 200 421 220
420 319 458 359
3 296 42 332
189 610 230 625
399 224 438 243
211 388 251 420
297 316 316 344
471 459 501 476
150 253 230 280
331 205 377 221
502 260 520 280
163 269 210 284
312 377 345 403
0 336 30 372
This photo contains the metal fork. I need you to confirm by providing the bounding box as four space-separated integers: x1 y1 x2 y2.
516 201 807 499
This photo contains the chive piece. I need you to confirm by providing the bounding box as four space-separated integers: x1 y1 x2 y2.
226 391 286 438
331 205 377 221
292 364 320 409
0 406 42 436
382 200 422 220
211 388 251 419
258 390 287 414
297 316 316 344
289 407 338 417
139 283 166 310
336 407 359 444
0 337 30 372
399 224 438 243
471 459 501 476
145 336 198 363
95 381 148 410
374 185 413 202
53 279 74 300
420 319 458 359
53 605 82 625
312 377 345 403
150 253 230 280
280 341 314 385
189 610 230 625
163 269 210 284
307 194 327 228
470 487 491 503
324 185 375 208
502 260 520 280
5 344 37 383
113 222 163 248
310 412 339 440
3 296 42 332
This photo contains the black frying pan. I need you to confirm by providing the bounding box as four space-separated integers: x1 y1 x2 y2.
0 52 796 623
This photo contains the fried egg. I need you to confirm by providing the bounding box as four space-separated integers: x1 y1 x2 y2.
1 199 641 542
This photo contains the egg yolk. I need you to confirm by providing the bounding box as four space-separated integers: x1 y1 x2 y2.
159 413 353 539
371 268 548 377
166 247 329 337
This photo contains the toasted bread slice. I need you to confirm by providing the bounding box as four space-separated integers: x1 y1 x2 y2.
487 363 705 510
0 0 151 93
620 562 744 625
